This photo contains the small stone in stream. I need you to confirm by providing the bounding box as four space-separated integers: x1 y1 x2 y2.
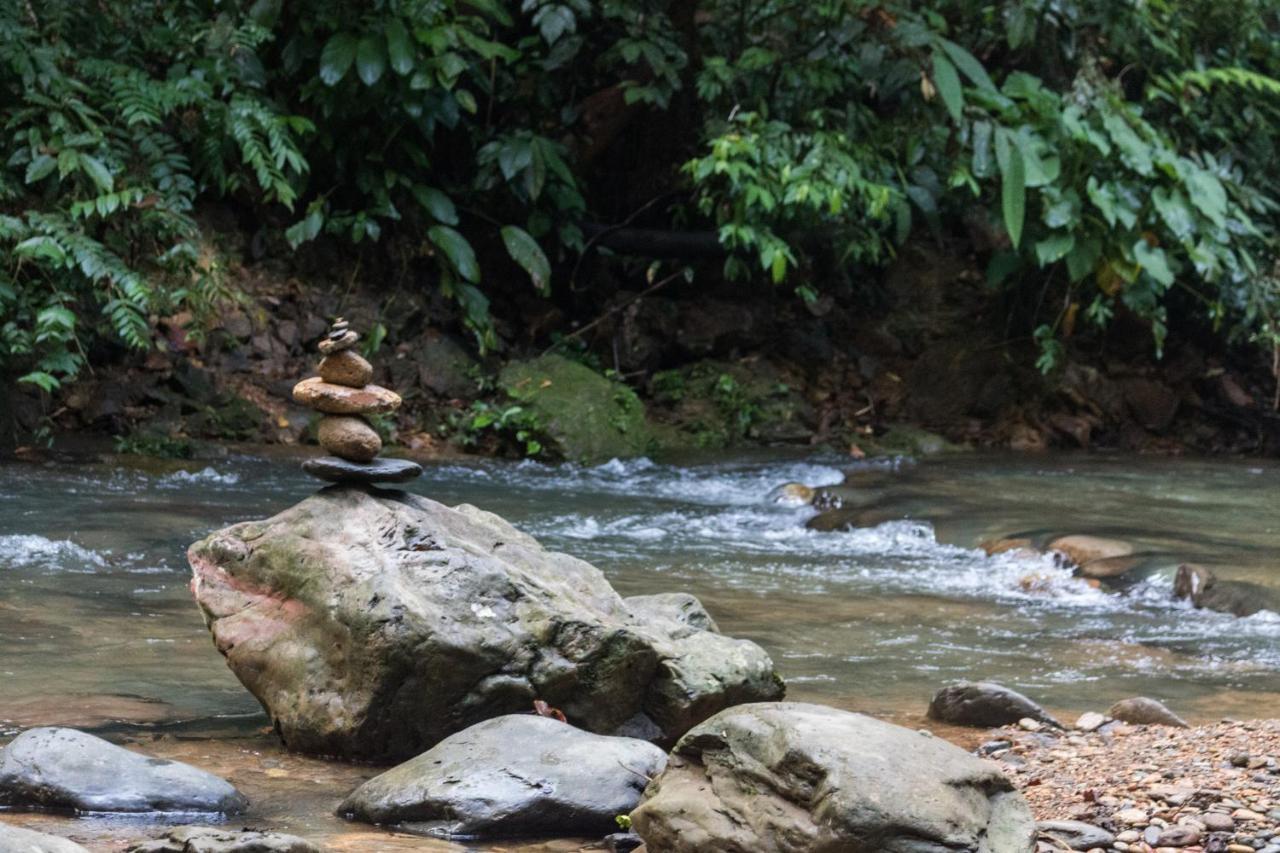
0 820 90 853
317 415 381 463
0 727 245 813
927 680 1063 728
978 739 1013 755
1157 826 1200 847
317 349 373 388
1047 534 1137 578
302 456 422 484
317 329 359 355
1037 820 1115 850
1019 716 1043 731
1116 808 1149 825
292 377 400 415
1233 808 1267 821
1107 697 1189 728
603 832 644 853
1143 825 1162 845
1230 752 1251 767
1201 813 1235 832
1076 711 1108 732
126 826 320 853
338 715 667 838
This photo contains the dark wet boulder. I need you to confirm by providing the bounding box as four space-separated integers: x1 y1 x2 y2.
339 715 666 838
1037 820 1115 850
127 826 319 853
0 821 90 853
1106 697 1189 728
189 486 783 762
629 702 1036 853
1174 564 1280 617
927 681 1063 729
0 728 246 814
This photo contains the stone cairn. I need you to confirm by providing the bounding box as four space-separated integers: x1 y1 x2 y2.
292 318 422 484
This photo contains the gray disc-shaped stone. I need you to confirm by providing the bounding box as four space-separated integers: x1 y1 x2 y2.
0 728 246 814
339 715 667 838
927 681 1063 729
302 455 422 484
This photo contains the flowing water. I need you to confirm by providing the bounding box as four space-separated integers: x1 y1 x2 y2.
1 449 1278 849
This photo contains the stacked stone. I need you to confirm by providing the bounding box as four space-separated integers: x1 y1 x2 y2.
292 319 422 484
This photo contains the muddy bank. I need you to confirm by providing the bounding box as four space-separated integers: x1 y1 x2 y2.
3 232 1278 461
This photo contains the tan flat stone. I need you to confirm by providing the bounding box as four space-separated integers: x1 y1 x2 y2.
318 330 359 355
293 377 400 415
318 349 373 388
317 416 381 463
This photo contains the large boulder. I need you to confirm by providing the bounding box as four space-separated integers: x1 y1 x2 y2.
629 702 1036 853
0 821 90 853
927 681 1063 729
188 486 783 762
0 728 245 814
339 714 666 838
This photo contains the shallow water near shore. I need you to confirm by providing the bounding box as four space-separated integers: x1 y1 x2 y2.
1 448 1278 848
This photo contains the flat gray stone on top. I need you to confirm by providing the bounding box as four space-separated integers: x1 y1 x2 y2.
302 455 422 483
0 727 246 814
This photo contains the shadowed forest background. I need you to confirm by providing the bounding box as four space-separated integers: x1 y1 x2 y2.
3 0 1280 460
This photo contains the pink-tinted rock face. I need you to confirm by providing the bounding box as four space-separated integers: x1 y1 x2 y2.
290 377 400 415
188 487 784 762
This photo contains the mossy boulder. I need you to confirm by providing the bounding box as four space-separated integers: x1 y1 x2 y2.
500 355 660 463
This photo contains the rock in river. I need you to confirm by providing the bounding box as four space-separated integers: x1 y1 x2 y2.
339 714 667 838
0 727 246 814
317 349 374 388
928 681 1063 729
127 826 320 853
1106 696 1189 728
188 486 784 761
0 820 90 853
1047 534 1137 579
629 702 1036 853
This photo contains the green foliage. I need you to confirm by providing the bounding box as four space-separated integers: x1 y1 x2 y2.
449 400 545 457
113 430 195 459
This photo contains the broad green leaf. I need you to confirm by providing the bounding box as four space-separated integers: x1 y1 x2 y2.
1001 140 1026 248
1066 236 1102 283
25 154 56 184
18 371 60 392
428 225 480 282
1102 112 1153 176
319 33 358 86
533 5 576 46
971 121 994 178
386 19 414 76
1134 240 1174 286
356 35 386 86
501 225 551 295
1185 170 1227 228
412 185 458 225
1035 233 1075 265
932 52 963 123
14 235 66 264
78 154 113 192
938 39 996 92
1152 187 1195 239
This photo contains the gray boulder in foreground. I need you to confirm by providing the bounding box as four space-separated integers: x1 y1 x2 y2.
0 728 245 814
1106 696 1189 728
630 702 1035 853
0 820 90 853
339 714 666 839
189 486 783 761
126 826 320 853
927 681 1063 729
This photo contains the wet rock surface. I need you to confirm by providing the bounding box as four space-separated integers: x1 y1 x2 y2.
300 456 422 483
1107 696 1189 728
339 715 666 838
0 820 90 853
291 377 401 415
126 826 320 853
188 486 783 761
630 701 1036 853
0 727 246 814
928 681 1063 729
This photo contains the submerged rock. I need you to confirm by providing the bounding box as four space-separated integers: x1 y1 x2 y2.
188 486 783 761
1174 563 1280 617
339 715 666 838
0 728 246 814
0 821 90 853
1106 697 1189 728
127 826 319 853
1047 535 1138 579
630 701 1036 853
927 681 1063 729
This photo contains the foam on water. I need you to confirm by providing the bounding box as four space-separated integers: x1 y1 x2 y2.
0 534 107 571
157 467 242 487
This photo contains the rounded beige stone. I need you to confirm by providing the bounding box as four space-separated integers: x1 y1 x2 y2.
318 350 373 388
292 377 401 415
317 416 382 463
318 330 359 356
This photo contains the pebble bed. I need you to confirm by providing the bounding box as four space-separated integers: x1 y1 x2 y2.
985 718 1280 853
